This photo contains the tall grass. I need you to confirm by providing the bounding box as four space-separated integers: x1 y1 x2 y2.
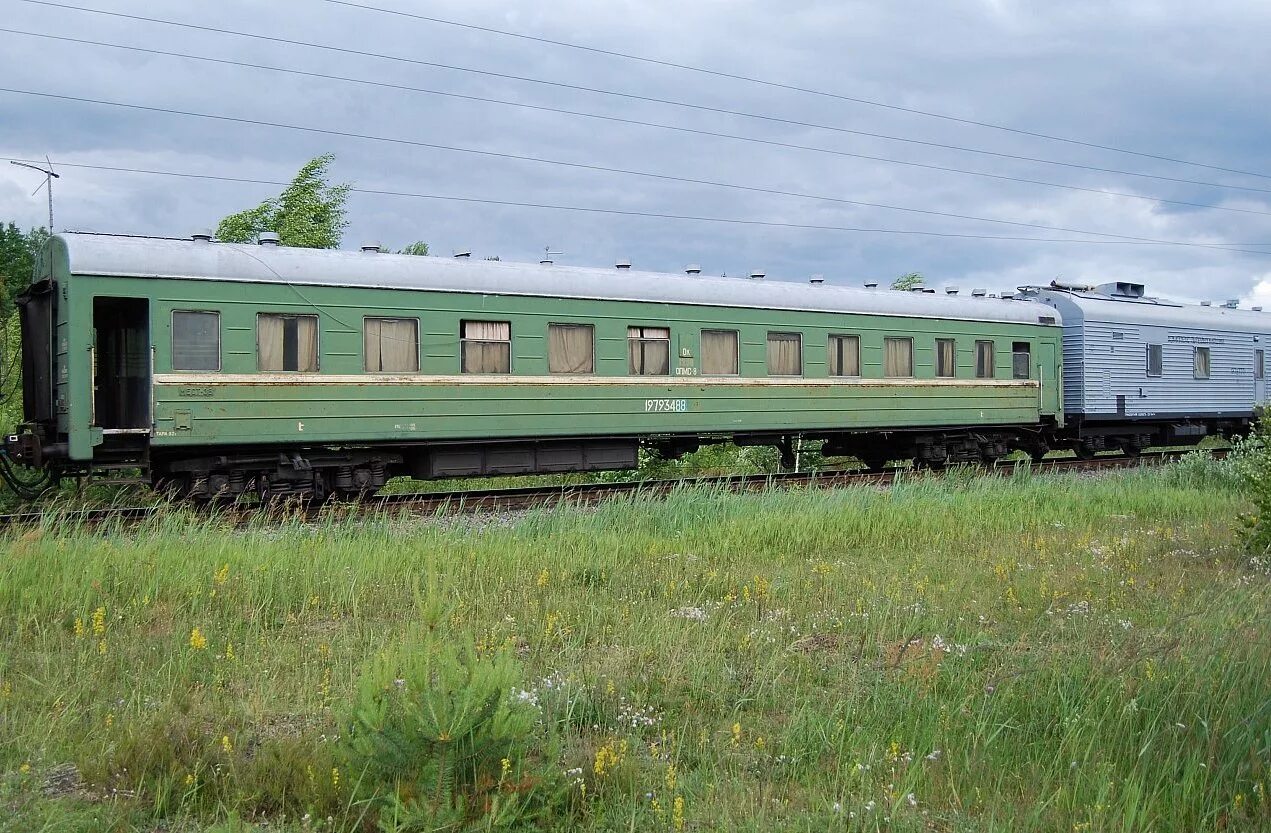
1 469 1268 831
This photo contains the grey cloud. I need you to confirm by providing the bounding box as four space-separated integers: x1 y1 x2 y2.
0 0 1268 302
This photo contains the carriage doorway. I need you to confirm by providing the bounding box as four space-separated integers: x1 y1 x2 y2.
92 297 151 431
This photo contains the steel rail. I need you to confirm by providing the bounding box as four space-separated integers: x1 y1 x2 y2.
0 448 1211 530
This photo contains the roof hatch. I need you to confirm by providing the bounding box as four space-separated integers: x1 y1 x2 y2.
1096 281 1145 298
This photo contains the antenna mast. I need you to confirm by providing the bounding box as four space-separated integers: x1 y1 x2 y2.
9 157 60 231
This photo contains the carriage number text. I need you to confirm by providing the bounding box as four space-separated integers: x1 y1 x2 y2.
645 398 688 413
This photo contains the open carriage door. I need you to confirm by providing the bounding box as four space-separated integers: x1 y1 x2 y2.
91 297 151 433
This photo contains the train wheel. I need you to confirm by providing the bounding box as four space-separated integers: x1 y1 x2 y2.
1073 443 1097 460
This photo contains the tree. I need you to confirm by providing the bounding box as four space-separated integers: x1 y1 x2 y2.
891 272 925 291
215 154 350 248
0 224 49 314
397 241 429 256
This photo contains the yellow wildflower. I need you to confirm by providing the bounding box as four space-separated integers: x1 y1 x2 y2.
91 606 106 636
224 642 235 661
105 712 114 728
331 767 340 790
97 639 107 656
664 763 677 792
214 563 230 585
673 795 685 832
220 735 233 754
18 762 30 776
536 568 550 588
731 722 742 747
73 617 85 637
189 627 208 651
184 772 195 787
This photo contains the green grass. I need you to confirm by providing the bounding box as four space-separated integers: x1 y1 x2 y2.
1 467 1269 831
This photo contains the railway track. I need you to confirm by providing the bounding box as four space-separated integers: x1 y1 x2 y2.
0 448 1210 530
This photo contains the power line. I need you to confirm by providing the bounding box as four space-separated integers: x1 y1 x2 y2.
18 0 1271 197
6 85 1269 251
8 27 1271 221
319 0 1271 182
5 156 1269 256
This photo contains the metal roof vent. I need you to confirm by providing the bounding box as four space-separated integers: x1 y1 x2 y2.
540 258 554 265
749 269 765 280
1255 306 1264 312
1201 301 1212 306
809 275 825 285
685 264 701 275
615 259 631 270
191 230 212 243
258 231 280 246
453 249 471 259
864 281 879 289
945 286 959 295
971 288 987 297
1224 299 1239 309
1097 281 1146 298
922 288 936 294
1002 291 1016 299
361 241 381 253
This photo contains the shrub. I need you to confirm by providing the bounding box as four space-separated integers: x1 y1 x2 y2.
342 635 565 831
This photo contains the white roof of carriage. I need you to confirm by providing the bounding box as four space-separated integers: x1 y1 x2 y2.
56 232 1059 326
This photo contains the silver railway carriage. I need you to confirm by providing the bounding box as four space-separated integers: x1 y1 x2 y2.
1022 281 1271 456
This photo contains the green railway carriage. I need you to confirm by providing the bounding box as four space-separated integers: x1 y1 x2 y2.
9 232 1063 498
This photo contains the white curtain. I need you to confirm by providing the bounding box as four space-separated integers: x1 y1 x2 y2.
701 329 738 375
258 314 285 371
628 327 670 375
937 339 956 378
462 320 511 373
1194 347 1210 378
766 332 801 376
829 335 859 377
548 324 594 374
295 316 319 372
976 341 995 378
365 318 418 372
884 338 912 378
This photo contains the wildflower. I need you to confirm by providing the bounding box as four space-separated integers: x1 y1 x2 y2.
731 722 742 747
18 762 30 776
224 642 235 661
97 639 107 656
925 749 942 761
184 772 195 787
105 712 114 728
500 758 511 782
864 800 876 812
672 795 685 831
73 617 85 637
331 767 340 790
220 735 233 754
593 738 627 778
754 736 766 751
214 563 230 585
536 568 550 589
91 606 106 636
189 628 208 651
665 763 677 792
906 792 918 807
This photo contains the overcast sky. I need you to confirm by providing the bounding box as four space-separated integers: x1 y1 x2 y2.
2 0 1270 303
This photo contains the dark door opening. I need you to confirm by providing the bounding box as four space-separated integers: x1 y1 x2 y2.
93 297 150 430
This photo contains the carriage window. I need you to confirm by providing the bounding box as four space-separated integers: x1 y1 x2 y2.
461 321 511 373
935 338 956 378
257 313 318 372
828 335 860 377
364 317 419 373
884 337 913 378
1146 344 1163 377
1194 346 1210 379
1012 342 1031 379
701 329 739 375
548 323 594 374
975 340 995 378
766 332 802 376
1257 349 1265 380
628 326 670 375
172 311 220 371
